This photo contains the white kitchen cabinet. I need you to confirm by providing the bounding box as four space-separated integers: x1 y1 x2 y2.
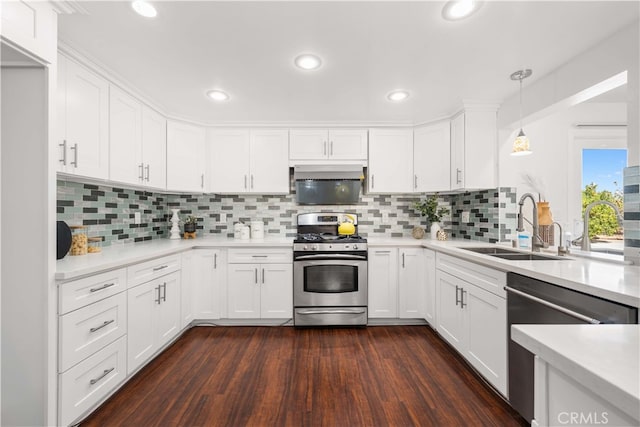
367 128 414 193
109 85 142 185
167 120 206 193
226 248 293 319
57 54 109 179
0 0 57 64
289 129 367 162
398 248 426 319
184 249 226 321
450 106 498 190
368 248 399 318
141 106 167 189
413 122 451 192
435 253 507 396
127 270 181 374
423 249 436 326
208 129 289 194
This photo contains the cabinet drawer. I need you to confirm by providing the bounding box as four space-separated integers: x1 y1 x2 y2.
59 292 127 373
227 248 292 264
59 336 127 427
127 254 181 288
436 253 506 298
59 268 127 315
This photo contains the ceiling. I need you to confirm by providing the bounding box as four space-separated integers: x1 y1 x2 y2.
58 1 639 126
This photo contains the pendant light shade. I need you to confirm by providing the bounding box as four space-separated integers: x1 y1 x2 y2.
510 69 533 156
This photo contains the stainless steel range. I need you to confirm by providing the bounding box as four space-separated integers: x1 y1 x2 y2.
293 213 368 327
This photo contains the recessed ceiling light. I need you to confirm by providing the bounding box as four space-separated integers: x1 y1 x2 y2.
294 54 322 70
442 0 482 21
206 90 229 101
387 90 410 102
131 1 157 18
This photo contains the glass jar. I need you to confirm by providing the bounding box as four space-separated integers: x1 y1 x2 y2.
69 226 88 255
87 237 102 254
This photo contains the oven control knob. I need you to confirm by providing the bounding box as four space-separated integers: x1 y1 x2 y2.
303 245 308 250
311 244 319 251
352 244 358 250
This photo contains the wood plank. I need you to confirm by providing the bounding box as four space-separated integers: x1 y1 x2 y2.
80 326 527 426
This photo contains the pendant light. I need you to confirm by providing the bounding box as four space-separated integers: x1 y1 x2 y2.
510 69 533 156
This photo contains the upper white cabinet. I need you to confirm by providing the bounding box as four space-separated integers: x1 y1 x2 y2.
450 106 498 190
0 0 57 64
109 86 142 186
414 122 451 193
289 129 367 162
367 128 413 193
208 129 289 194
167 120 206 193
140 106 167 189
57 54 109 179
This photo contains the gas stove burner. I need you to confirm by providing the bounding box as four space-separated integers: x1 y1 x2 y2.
295 233 366 243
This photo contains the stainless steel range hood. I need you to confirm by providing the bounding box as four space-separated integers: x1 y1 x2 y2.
293 164 364 205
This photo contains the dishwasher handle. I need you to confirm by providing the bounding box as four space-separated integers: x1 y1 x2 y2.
504 286 601 324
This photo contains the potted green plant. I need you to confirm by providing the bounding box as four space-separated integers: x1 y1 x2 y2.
414 194 450 239
183 215 198 233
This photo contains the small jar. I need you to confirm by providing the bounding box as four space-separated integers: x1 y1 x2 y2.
87 237 102 254
69 226 88 256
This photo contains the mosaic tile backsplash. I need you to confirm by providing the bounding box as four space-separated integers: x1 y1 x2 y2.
623 165 640 265
57 179 518 247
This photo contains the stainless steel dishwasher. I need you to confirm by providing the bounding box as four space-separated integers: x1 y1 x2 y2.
505 272 638 423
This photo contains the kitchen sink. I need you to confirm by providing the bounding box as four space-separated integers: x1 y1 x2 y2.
461 247 569 261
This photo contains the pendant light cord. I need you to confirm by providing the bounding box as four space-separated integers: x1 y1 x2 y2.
519 76 523 130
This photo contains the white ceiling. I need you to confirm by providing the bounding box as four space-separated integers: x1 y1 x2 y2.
58 1 639 126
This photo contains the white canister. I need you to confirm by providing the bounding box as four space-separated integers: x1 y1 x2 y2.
240 225 250 240
250 220 264 239
234 223 243 239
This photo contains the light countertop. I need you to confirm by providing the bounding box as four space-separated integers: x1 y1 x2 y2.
511 324 640 421
56 236 640 308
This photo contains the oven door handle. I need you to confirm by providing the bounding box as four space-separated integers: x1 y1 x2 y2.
504 286 601 324
297 309 367 315
294 254 367 261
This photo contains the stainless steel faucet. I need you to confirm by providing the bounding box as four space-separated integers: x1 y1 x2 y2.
553 221 568 256
517 193 547 252
580 201 624 251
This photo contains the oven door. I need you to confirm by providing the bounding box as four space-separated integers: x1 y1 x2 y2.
293 254 367 307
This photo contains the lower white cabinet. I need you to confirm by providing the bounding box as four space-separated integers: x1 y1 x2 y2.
423 249 436 326
227 263 293 319
368 247 427 319
435 254 507 396
127 271 181 374
183 249 226 321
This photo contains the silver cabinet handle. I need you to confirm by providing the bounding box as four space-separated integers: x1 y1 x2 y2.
201 173 204 188
244 175 248 189
90 367 114 385
155 285 161 304
375 250 391 254
402 253 405 268
251 175 254 189
152 265 168 272
161 282 167 302
145 164 150 181
504 286 601 324
90 282 116 293
89 319 115 333
371 174 375 189
455 285 461 306
139 163 144 180
456 168 462 184
59 140 67 165
252 255 268 258
254 268 258 284
214 253 217 269
460 289 467 308
323 141 327 155
70 143 78 168
330 141 334 156
414 175 418 189
261 268 265 284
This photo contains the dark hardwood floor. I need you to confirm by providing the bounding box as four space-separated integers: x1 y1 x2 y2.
81 326 528 427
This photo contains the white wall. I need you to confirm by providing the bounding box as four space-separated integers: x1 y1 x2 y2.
498 102 626 239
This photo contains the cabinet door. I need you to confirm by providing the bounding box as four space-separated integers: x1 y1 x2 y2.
414 122 450 192
61 56 109 179
156 272 181 347
167 120 206 192
450 113 465 190
289 129 327 160
1 1 57 64
227 264 261 318
367 249 398 318
465 284 507 396
368 128 413 193
193 249 224 320
328 129 367 160
398 248 426 319
127 280 158 374
250 129 290 194
180 251 195 327
260 263 293 318
424 249 436 326
435 270 466 354
208 129 250 193
141 106 167 189
463 110 498 189
109 85 142 185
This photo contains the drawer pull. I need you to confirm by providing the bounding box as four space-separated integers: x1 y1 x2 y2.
89 319 115 333
89 367 115 385
152 265 168 272
251 255 268 258
89 283 116 293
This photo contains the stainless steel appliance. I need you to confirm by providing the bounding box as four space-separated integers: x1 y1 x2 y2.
505 272 638 423
293 213 368 326
293 165 363 205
